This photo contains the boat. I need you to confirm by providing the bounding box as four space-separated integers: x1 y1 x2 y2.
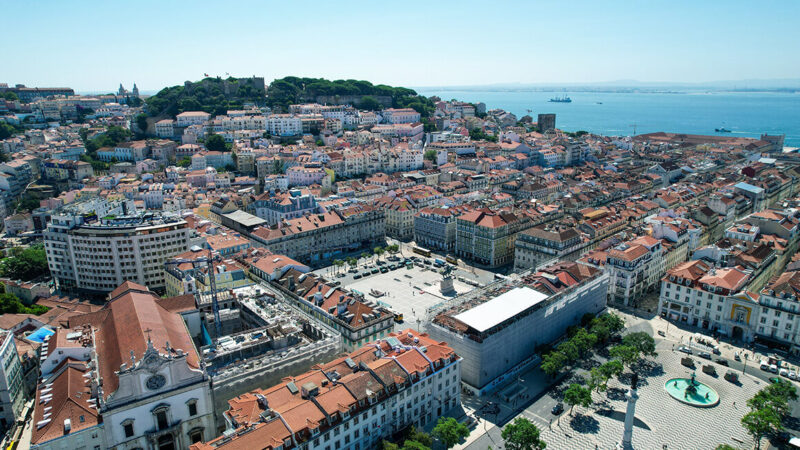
549 95 572 103
596 102 603 104
715 127 731 133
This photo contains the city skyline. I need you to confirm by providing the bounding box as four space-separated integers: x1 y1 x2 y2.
3 0 800 92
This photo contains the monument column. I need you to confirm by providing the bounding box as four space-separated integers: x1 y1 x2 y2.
621 373 639 449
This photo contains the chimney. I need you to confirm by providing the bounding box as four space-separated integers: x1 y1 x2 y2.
288 275 295 291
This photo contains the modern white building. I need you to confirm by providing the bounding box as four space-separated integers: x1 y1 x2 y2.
427 262 608 394
43 205 191 294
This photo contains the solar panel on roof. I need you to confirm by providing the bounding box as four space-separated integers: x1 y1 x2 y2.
286 382 299 394
345 358 356 369
386 337 401 348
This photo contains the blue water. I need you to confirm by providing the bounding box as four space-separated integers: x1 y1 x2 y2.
416 89 800 147
27 326 54 343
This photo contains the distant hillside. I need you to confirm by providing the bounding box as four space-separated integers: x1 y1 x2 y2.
265 76 435 117
144 76 435 120
144 76 266 118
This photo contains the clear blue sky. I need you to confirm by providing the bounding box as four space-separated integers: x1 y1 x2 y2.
3 0 799 92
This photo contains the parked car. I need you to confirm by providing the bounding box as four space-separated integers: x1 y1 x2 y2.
699 352 712 360
716 359 729 366
371 268 380 274
678 346 692 355
353 274 362 279
770 364 779 374
362 271 371 277
780 368 789 378
551 403 564 415
734 352 741 361
769 377 782 384
760 360 770 370
712 347 721 355
789 371 797 380
657 330 666 337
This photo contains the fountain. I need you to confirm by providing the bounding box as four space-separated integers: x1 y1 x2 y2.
664 372 719 407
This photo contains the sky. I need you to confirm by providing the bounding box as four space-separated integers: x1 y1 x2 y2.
3 0 800 93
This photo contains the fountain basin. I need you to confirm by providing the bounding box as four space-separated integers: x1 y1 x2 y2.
665 377 719 407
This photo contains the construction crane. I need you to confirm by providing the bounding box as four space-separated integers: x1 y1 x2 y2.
164 250 223 339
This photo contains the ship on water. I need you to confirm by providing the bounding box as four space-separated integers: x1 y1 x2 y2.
715 127 731 133
549 94 572 103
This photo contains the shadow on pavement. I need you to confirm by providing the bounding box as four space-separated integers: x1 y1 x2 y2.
596 408 651 430
569 413 600 434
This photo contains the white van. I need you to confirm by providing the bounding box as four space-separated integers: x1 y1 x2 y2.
760 360 769 370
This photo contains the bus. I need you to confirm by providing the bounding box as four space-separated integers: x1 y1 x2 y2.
446 255 458 265
412 246 431 257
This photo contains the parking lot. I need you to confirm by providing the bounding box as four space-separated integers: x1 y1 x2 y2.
314 256 478 327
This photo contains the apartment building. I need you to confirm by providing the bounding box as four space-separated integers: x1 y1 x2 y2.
514 224 584 272
250 205 385 266
658 260 755 341
374 197 415 241
413 207 467 253
756 270 800 355
266 115 303 136
0 332 25 432
41 159 94 183
44 208 190 294
381 108 421 124
176 111 212 127
155 119 175 139
191 329 460 450
606 236 664 307
455 208 531 268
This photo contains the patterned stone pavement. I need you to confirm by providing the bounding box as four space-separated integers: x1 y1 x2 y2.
506 342 756 450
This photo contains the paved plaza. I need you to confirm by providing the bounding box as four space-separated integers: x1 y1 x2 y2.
344 264 474 327
457 313 772 450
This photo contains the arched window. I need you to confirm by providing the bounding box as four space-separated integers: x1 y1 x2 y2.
151 404 171 431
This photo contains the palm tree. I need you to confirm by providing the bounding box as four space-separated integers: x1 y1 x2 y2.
333 259 344 274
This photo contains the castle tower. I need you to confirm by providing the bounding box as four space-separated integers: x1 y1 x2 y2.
132 83 139 97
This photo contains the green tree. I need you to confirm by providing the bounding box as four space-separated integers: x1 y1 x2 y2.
346 257 358 270
135 113 148 133
571 328 598 356
714 445 738 450
748 380 798 418
360 251 370 264
358 95 382 111
406 427 432 448
588 366 611 393
609 344 640 367
622 332 658 358
501 417 547 450
0 293 49 315
271 159 286 174
424 149 437 162
563 383 592 416
600 359 624 379
0 244 49 281
557 340 580 362
177 156 192 168
205 134 228 151
333 259 344 274
373 246 385 262
741 408 781 449
540 351 567 378
2 92 19 101
432 417 469 448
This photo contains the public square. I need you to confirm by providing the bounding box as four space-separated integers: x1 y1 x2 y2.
455 310 800 450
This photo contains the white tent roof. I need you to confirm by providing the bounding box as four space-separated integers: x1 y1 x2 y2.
453 286 548 333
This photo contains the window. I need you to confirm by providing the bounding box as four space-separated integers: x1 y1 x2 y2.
187 399 198 417
123 421 134 438
189 429 204 444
